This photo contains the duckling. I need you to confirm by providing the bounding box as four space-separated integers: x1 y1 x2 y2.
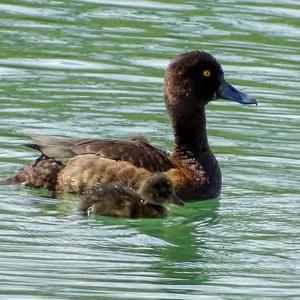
80 173 183 218
1 51 257 201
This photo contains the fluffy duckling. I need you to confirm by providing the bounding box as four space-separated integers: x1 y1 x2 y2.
80 173 183 218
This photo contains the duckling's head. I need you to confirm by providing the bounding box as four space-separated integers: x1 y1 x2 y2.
164 51 256 110
138 174 184 206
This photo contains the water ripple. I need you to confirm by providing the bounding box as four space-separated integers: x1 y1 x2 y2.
0 0 300 299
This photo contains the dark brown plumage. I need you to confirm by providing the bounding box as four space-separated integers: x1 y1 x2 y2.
0 156 63 190
26 135 173 171
80 173 183 218
1 51 257 201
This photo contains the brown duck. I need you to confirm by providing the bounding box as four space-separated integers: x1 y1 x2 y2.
1 51 257 201
80 173 183 218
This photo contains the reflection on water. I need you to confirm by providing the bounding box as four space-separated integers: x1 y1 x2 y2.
0 0 300 299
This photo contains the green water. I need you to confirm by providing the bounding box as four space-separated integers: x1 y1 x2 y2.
0 0 299 299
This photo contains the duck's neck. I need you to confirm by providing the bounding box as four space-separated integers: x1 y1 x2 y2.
171 105 209 159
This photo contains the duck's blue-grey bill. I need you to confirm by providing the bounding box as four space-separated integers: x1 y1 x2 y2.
172 193 185 206
216 80 257 105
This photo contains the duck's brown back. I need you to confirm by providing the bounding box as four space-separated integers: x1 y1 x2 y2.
29 135 173 172
56 154 151 194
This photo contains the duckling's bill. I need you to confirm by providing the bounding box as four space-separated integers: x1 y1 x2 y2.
216 80 257 105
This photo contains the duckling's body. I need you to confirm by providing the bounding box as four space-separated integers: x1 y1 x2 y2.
80 173 182 218
0 51 256 201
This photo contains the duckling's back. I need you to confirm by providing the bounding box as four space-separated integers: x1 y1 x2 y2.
81 183 140 218
81 183 167 218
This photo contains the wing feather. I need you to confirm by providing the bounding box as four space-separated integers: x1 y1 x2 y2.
26 135 174 172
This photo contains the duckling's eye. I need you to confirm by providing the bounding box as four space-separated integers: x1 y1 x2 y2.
202 70 211 77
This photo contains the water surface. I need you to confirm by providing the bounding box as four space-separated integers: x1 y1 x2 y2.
0 0 299 299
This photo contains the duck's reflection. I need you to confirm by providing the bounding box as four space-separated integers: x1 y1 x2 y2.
28 188 220 284
130 198 220 283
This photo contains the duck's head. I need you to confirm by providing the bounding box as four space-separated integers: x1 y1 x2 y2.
138 174 184 206
164 51 257 110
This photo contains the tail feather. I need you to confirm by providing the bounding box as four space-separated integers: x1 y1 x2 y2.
0 157 64 190
0 175 19 185
24 143 42 152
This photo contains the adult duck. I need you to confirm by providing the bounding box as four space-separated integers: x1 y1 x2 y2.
1 51 257 201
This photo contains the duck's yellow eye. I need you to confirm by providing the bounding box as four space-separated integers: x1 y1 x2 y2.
202 70 211 77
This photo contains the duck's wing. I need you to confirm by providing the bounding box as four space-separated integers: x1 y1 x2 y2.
26 135 174 172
